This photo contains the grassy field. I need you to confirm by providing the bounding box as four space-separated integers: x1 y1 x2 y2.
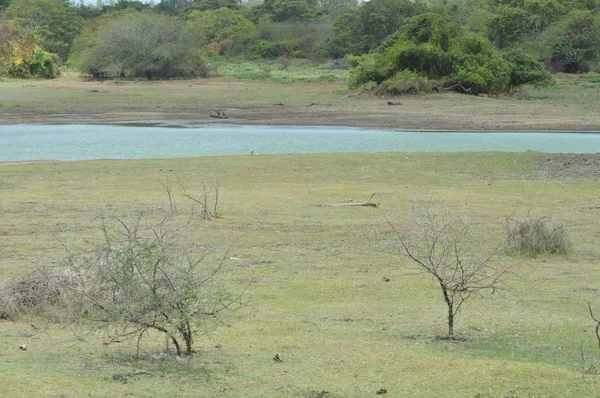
2 152 600 397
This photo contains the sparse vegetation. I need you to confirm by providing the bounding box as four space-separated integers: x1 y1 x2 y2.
505 215 572 257
0 152 599 396
380 199 517 337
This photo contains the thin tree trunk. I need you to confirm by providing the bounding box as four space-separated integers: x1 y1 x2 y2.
447 304 454 336
171 336 182 356
438 282 454 336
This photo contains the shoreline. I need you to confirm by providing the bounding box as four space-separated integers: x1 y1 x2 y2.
1 78 599 133
2 120 600 134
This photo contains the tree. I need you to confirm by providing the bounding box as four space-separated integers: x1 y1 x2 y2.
327 0 426 57
3 0 84 60
157 0 192 14
62 207 246 356
183 0 242 13
545 11 600 72
70 11 205 79
349 11 553 95
186 7 256 44
263 0 317 22
314 0 357 22
488 5 531 49
502 48 553 89
380 199 516 337
0 22 59 78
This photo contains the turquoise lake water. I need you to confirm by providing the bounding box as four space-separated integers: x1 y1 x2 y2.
1 124 599 161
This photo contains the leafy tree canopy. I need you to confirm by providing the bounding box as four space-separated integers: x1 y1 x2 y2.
0 22 59 78
349 12 551 95
327 0 426 57
70 11 205 79
3 0 84 60
184 0 242 13
186 7 255 43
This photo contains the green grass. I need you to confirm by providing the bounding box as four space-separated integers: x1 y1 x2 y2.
2 152 600 396
215 59 349 83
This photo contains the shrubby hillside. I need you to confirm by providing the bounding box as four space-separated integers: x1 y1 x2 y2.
0 0 597 89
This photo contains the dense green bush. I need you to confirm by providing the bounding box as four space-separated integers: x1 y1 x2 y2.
450 32 511 94
70 11 205 79
546 11 600 72
0 23 60 78
348 54 384 88
349 12 553 95
3 0 83 60
375 69 440 95
327 0 426 57
502 48 553 88
186 7 255 44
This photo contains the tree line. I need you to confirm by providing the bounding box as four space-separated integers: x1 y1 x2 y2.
0 0 599 92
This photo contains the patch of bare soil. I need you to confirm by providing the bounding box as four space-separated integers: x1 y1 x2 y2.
530 153 600 179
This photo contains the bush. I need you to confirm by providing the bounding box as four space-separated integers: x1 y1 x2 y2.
70 11 204 79
0 23 60 78
503 48 554 89
505 216 572 257
375 69 440 95
545 11 600 73
0 268 71 320
347 54 384 88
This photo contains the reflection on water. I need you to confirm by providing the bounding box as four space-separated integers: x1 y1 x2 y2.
1 124 599 161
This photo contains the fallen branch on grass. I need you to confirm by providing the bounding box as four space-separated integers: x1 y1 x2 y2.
312 194 379 208
434 84 474 95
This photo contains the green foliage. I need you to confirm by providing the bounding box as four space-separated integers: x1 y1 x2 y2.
348 13 549 95
234 19 331 59
405 12 453 50
270 0 317 22
3 0 84 60
70 11 205 79
156 0 192 15
347 54 384 88
395 43 454 79
327 0 426 57
0 0 12 12
217 61 270 79
375 69 440 95
252 0 317 22
316 0 358 22
502 48 553 88
216 59 349 82
186 7 255 44
488 5 531 49
450 32 511 94
184 0 242 12
0 22 59 78
546 11 600 72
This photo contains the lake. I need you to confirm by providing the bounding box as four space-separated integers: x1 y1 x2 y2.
1 124 599 161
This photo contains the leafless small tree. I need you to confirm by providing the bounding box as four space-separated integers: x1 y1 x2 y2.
379 198 518 337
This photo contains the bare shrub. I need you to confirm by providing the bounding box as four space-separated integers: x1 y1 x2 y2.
0 268 72 320
1 194 244 356
505 215 572 257
60 210 246 356
379 198 518 337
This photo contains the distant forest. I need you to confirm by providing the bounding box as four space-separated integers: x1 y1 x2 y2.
1 0 599 93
